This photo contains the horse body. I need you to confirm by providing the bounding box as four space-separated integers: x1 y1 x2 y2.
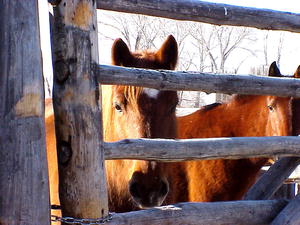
176 62 292 202
46 35 179 213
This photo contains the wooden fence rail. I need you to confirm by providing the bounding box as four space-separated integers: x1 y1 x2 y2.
245 157 300 200
104 136 300 161
106 200 288 225
97 0 300 33
97 65 300 97
45 1 300 224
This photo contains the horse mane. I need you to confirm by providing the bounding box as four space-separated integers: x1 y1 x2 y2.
229 94 257 104
227 93 280 106
198 95 252 114
123 86 144 103
227 68 290 104
201 102 222 112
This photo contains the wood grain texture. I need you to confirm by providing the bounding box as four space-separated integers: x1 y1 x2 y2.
0 1 50 224
97 0 300 33
104 136 300 161
271 194 300 225
244 157 300 200
97 65 300 97
51 0 108 219
106 200 288 225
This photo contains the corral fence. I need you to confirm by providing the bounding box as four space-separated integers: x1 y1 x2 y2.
1 0 300 224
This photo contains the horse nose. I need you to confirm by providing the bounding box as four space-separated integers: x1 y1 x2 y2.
129 181 142 199
158 180 169 198
129 179 169 208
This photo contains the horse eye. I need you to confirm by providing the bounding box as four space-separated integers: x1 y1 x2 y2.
114 103 123 112
268 105 274 112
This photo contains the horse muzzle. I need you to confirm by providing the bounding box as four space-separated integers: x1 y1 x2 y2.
129 178 169 209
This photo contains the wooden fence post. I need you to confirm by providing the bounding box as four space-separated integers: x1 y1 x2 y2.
51 0 109 220
0 1 50 224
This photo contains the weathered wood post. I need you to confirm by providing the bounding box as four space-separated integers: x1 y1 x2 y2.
51 0 109 221
0 1 50 225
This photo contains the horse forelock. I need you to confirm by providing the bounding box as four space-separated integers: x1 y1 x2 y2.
123 86 144 107
230 94 256 103
131 50 169 69
229 94 270 107
133 50 156 59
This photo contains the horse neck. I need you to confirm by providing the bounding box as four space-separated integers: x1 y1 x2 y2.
228 95 285 166
225 95 270 136
177 95 268 138
177 103 229 138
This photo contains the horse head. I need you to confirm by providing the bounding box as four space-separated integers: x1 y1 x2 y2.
103 35 178 211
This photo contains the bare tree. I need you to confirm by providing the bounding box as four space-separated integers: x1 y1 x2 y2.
188 24 257 74
45 77 51 97
98 11 163 51
263 32 269 67
188 23 217 72
251 31 286 76
277 32 285 66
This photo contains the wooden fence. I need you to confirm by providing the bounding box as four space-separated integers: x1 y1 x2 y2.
0 2 50 225
2 0 300 224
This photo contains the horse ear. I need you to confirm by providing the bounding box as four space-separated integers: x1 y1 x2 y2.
155 35 178 70
111 38 133 66
268 61 282 77
294 65 300 78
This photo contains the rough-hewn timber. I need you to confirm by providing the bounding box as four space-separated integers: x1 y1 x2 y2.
97 0 300 33
97 65 300 97
51 0 108 219
271 194 300 225
106 200 288 225
0 1 50 224
104 136 300 161
244 157 300 200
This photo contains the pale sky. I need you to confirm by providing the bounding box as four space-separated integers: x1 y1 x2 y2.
204 0 300 13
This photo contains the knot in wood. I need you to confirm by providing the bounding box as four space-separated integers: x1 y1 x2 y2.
58 141 72 165
54 60 70 83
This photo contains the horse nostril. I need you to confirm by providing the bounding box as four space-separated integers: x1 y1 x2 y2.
129 182 141 199
159 180 169 197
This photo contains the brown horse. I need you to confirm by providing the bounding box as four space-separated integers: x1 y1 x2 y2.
175 62 292 202
103 35 179 212
46 35 179 213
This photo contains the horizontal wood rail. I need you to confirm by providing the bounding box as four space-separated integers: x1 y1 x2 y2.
104 136 300 161
106 200 288 225
97 65 300 97
97 0 300 33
